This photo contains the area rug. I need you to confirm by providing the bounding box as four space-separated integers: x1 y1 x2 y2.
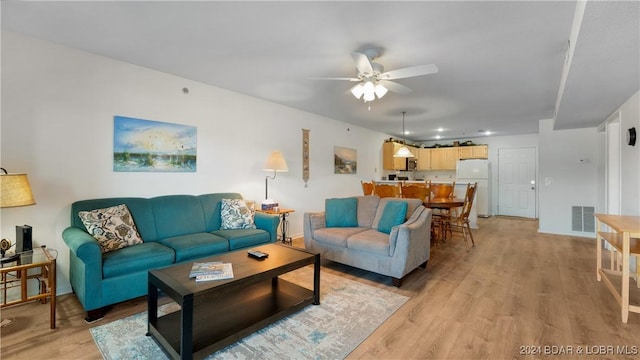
90 267 408 359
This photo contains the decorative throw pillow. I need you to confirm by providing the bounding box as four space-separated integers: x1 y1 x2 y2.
220 199 257 230
78 204 144 253
377 201 408 234
325 198 358 227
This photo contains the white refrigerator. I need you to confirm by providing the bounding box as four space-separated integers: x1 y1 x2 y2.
456 159 491 217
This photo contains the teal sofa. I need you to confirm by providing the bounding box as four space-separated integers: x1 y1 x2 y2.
62 193 279 322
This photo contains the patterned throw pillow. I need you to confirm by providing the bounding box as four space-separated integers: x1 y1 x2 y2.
78 204 144 253
220 199 257 230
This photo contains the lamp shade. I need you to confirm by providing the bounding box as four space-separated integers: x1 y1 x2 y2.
264 151 288 172
1 173 36 208
350 83 365 99
393 146 415 158
362 80 375 102
374 83 388 99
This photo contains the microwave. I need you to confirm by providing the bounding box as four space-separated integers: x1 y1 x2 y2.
406 158 417 171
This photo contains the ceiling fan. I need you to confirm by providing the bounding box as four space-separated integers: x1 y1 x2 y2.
314 49 438 103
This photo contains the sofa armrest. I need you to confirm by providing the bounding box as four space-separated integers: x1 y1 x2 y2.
62 227 102 266
62 227 105 311
254 212 280 242
388 207 432 272
304 211 326 231
303 212 326 245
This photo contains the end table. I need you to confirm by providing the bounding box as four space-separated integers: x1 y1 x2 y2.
1 246 57 329
257 208 295 245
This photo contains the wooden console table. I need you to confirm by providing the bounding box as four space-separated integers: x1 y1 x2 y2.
594 214 640 323
0 246 57 329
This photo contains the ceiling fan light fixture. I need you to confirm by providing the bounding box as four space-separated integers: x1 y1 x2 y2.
350 83 364 99
362 80 375 102
374 83 388 98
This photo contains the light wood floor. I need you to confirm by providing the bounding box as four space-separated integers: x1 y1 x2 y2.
1 217 639 359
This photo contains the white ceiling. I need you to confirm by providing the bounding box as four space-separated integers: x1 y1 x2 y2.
2 1 638 142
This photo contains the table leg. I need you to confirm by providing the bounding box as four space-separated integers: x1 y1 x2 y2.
621 232 630 323
281 213 291 245
181 296 194 360
50 259 56 329
313 253 320 305
147 281 158 335
596 220 602 281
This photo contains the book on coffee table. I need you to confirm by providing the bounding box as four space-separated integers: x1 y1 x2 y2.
190 262 234 281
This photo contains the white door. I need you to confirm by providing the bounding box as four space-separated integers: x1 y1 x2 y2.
498 147 537 218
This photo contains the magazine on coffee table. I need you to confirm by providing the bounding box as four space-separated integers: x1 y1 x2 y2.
190 261 234 281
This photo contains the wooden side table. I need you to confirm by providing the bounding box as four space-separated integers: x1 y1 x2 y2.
257 208 295 245
594 214 640 323
0 246 57 329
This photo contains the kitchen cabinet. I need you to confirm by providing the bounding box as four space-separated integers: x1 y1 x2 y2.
417 148 431 170
430 147 458 170
458 145 488 159
383 142 417 170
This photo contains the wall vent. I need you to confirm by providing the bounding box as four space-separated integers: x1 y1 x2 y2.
572 206 595 233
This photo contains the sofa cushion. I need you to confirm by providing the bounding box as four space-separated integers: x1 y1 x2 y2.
78 204 144 253
325 198 358 227
199 193 243 232
151 195 207 239
355 195 380 228
102 242 175 278
159 233 229 263
346 229 391 256
213 229 271 250
220 199 257 230
313 227 368 247
372 198 422 229
377 201 408 234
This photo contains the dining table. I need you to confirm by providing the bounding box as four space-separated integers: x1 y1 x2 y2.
424 197 465 210
423 197 465 244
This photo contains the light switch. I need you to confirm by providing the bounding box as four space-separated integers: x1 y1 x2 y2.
545 177 553 186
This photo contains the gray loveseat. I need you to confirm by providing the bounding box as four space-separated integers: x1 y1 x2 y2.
304 195 432 286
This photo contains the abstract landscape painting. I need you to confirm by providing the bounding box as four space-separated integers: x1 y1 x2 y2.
334 146 357 174
113 116 197 172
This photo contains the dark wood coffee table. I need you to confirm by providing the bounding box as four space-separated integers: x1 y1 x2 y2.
147 243 320 360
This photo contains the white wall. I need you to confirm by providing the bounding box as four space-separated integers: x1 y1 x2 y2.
421 133 539 216
617 91 640 216
0 32 389 294
538 119 599 235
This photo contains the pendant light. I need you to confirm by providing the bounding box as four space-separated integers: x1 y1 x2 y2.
394 112 415 158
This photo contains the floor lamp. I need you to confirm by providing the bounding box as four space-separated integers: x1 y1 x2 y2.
0 168 36 328
262 151 288 210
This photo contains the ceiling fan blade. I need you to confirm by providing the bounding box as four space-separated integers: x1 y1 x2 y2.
308 77 360 81
351 52 374 76
378 80 412 94
379 64 438 80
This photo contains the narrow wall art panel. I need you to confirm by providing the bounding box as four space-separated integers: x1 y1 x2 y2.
334 146 357 174
113 116 197 172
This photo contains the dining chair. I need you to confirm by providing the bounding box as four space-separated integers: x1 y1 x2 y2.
361 180 374 196
372 181 402 198
447 182 477 250
430 182 455 199
400 182 429 201
429 181 458 244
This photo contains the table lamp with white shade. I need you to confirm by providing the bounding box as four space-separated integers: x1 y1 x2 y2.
0 168 36 329
0 168 36 261
262 151 288 210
